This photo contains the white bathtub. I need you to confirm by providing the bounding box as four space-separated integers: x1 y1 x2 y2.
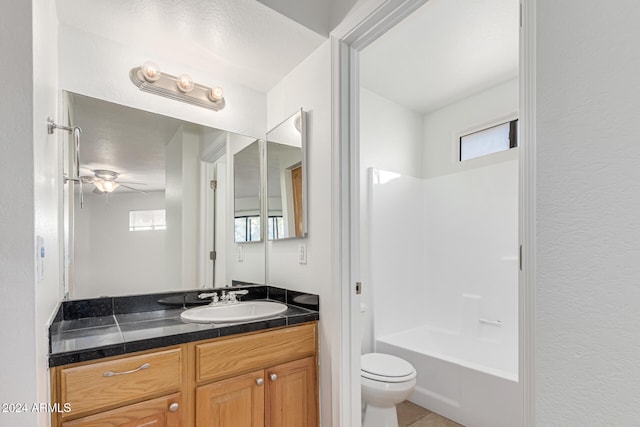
376 325 521 427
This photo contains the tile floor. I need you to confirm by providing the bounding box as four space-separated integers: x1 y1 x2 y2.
397 401 464 427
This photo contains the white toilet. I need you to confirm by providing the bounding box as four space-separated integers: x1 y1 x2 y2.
361 352 417 427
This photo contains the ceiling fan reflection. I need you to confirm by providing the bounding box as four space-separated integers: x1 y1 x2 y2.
80 169 147 194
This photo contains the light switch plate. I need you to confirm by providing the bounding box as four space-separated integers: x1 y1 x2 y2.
299 244 307 264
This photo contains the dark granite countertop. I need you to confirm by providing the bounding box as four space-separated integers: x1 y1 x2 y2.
49 285 319 367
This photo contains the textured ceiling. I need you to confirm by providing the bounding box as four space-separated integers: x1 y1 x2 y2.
69 93 224 192
360 0 519 114
56 0 327 92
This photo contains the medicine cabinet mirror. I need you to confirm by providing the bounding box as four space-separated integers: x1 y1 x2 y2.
266 109 307 240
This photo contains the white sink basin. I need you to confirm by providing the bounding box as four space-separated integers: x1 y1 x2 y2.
180 301 288 323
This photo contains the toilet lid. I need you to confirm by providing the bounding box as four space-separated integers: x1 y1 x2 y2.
361 353 416 383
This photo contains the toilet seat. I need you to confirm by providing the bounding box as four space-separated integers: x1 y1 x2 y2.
361 353 416 383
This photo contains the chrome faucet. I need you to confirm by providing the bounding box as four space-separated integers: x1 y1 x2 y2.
198 292 219 303
198 289 249 305
218 289 249 303
227 289 249 303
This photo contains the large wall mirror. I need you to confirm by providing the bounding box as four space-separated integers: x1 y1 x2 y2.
63 92 265 299
266 109 307 240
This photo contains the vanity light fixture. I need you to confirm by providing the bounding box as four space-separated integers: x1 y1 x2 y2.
130 61 225 111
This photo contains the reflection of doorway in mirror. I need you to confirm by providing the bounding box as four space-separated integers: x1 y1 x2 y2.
291 166 303 237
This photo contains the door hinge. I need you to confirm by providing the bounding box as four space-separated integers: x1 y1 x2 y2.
519 2 523 28
355 282 362 295
519 244 523 271
210 180 217 190
209 251 216 261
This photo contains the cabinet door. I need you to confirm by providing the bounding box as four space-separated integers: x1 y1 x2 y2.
196 369 265 427
61 393 181 427
266 357 317 427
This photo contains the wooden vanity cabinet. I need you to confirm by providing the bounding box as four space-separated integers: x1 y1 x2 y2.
50 322 318 427
195 357 317 427
194 323 318 427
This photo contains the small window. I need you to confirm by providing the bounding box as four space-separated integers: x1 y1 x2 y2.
129 209 166 231
460 119 518 161
235 216 261 242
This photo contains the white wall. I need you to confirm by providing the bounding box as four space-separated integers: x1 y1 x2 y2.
422 78 519 178
73 192 167 299
360 89 423 181
58 26 266 139
0 3 38 426
359 88 423 352
266 40 333 426
34 0 64 423
0 1 62 426
536 1 640 424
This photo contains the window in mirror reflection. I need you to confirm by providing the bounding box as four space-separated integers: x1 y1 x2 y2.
268 216 285 239
235 216 261 242
129 209 166 231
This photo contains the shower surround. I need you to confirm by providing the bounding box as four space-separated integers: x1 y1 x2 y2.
368 159 520 427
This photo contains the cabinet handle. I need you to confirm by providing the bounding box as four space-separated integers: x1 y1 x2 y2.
103 363 150 377
168 402 179 412
256 378 264 386
269 373 278 381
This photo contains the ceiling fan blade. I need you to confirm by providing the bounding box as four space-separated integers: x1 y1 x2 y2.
93 187 104 194
120 184 148 194
116 181 147 185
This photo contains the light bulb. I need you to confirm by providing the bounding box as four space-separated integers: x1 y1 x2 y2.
293 113 302 133
176 74 194 93
141 61 161 82
208 86 224 102
94 180 120 193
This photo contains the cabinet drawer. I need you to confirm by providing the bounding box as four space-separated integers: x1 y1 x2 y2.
196 323 316 383
60 348 182 418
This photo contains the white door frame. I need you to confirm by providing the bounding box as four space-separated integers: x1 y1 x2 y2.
330 1 536 426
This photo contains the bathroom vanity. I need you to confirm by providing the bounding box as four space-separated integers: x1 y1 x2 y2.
48 286 319 427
